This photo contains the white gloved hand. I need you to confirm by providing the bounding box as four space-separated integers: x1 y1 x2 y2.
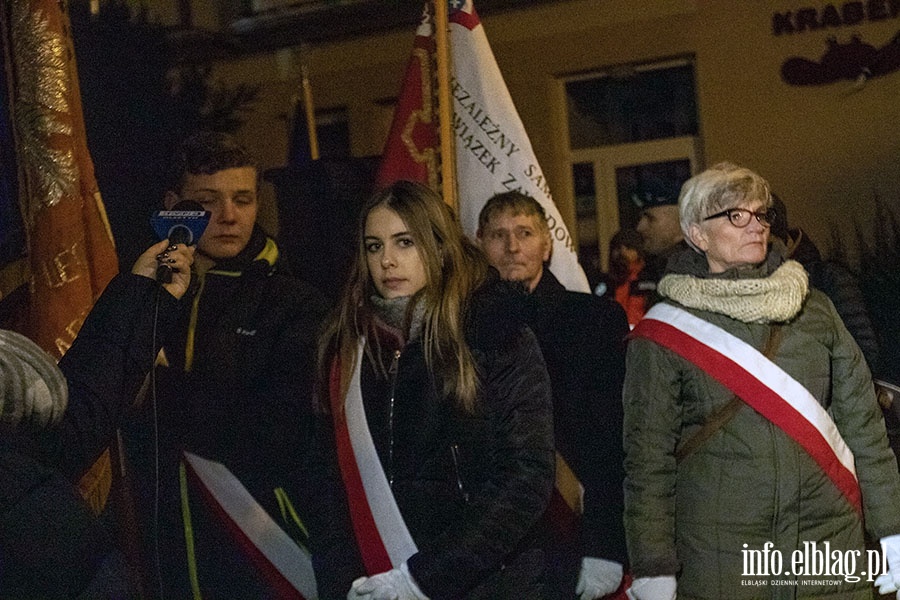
348 576 369 600
625 575 676 600
874 534 900 598
576 557 624 600
347 562 429 600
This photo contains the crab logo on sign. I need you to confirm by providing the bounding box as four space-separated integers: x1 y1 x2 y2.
781 32 900 85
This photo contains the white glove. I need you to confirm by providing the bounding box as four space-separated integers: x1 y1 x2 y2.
576 557 624 600
875 534 900 598
347 562 429 600
625 575 676 600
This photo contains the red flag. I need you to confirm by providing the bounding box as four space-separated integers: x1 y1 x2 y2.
378 1 589 292
3 0 119 360
374 5 440 191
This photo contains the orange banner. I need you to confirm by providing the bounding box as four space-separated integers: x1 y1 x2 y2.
4 0 118 359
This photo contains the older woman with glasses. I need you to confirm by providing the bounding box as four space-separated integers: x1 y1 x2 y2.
622 162 900 600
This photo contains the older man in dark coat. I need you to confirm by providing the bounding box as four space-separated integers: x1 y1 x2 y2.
478 192 630 600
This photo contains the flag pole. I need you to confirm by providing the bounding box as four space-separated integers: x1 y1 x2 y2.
433 0 457 211
299 43 320 161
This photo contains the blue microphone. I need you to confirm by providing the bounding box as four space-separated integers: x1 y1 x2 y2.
150 200 211 283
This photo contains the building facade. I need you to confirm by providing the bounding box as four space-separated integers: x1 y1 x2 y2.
143 0 900 266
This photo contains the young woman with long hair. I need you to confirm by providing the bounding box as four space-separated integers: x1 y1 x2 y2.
305 180 555 600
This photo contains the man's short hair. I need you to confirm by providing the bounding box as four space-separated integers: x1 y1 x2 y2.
166 131 257 193
477 191 548 235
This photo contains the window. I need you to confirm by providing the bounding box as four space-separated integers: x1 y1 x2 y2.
566 60 699 149
563 58 701 271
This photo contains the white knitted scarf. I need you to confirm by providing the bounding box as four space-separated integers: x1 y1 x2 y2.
658 259 809 324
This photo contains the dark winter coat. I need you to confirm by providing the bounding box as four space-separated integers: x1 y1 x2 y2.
525 270 630 595
786 227 880 371
306 282 556 600
1 273 182 599
123 227 330 598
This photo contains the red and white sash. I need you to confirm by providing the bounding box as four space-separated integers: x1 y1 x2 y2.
182 452 318 599
330 340 418 574
632 303 861 512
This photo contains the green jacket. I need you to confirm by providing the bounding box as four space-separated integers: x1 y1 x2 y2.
623 252 900 600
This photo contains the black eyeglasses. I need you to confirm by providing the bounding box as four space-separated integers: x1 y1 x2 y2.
703 207 776 228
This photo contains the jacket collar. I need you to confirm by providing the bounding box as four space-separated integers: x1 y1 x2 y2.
530 268 565 299
206 225 279 276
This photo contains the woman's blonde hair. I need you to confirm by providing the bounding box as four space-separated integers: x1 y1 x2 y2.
679 162 773 252
318 180 488 413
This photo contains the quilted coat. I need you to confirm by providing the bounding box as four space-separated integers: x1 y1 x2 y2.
623 249 900 599
306 281 556 600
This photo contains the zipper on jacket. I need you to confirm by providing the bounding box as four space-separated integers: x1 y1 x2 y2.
388 349 401 488
184 272 207 372
450 443 470 503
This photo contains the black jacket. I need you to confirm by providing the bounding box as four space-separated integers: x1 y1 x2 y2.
1 273 182 599
526 271 630 593
124 227 330 598
634 240 691 306
786 228 880 371
306 281 555 600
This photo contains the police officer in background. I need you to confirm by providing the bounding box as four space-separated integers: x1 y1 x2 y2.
633 175 690 305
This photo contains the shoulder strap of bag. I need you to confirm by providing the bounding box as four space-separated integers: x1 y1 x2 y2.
675 325 783 463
